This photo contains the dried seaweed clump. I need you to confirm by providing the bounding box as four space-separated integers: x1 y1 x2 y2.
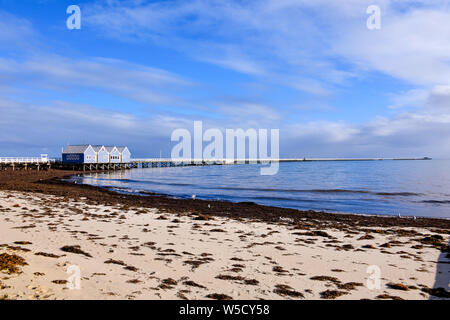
387 283 409 291
35 252 60 258
161 278 178 286
421 287 450 298
376 294 404 300
273 284 304 298
206 293 233 300
60 245 92 258
183 280 206 289
320 290 348 299
0 253 27 274
416 235 446 250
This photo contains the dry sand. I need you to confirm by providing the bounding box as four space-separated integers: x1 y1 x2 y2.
0 190 448 300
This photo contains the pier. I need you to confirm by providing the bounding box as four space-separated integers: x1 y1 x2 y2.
0 157 56 171
128 157 433 169
0 157 432 171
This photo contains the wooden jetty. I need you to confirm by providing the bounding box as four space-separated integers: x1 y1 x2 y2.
0 156 432 172
0 157 55 171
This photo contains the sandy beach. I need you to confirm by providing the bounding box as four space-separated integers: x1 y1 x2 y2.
0 170 449 300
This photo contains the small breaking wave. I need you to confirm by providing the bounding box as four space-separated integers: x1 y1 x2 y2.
421 200 450 204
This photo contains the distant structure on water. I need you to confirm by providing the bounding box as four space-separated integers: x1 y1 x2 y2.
62 145 132 164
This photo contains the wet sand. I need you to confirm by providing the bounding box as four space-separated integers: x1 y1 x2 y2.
0 170 449 300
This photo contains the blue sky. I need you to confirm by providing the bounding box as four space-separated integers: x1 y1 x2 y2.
1 0 450 158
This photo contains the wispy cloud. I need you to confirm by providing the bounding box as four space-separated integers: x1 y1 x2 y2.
84 0 347 94
0 55 192 106
0 96 195 156
334 8 450 87
85 1 450 88
0 11 36 49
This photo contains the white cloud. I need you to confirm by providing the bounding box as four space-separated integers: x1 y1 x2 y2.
0 11 36 48
201 53 265 76
0 96 196 156
84 0 350 94
0 54 193 107
388 85 450 111
84 0 450 96
287 121 360 143
427 85 450 111
335 9 450 87
218 102 282 125
388 89 429 109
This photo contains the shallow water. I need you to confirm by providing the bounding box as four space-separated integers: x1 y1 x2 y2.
71 160 450 218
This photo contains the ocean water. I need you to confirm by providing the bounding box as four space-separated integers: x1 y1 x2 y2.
70 160 450 218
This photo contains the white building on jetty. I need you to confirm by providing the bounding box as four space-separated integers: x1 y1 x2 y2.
105 146 121 164
92 145 109 164
62 145 131 164
117 146 131 163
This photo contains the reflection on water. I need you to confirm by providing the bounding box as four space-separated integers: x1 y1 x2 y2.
71 160 450 218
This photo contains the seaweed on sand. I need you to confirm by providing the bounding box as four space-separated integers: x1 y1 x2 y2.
421 286 450 298
161 278 178 286
206 293 233 300
35 252 60 258
376 294 404 300
60 245 92 258
320 290 348 299
215 275 245 281
0 253 27 274
183 280 206 289
273 284 304 298
387 283 409 291
104 259 126 266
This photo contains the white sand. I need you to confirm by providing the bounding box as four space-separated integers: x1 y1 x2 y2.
0 190 448 300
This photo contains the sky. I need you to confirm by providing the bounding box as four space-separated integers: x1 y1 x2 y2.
0 0 450 158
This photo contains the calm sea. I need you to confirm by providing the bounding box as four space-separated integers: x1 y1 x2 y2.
70 160 450 218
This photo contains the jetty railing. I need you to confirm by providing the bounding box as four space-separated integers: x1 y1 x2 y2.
0 157 56 164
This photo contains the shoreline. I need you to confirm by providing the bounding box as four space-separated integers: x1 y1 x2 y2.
0 169 449 229
69 176 450 221
0 169 449 300
86 185 450 221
